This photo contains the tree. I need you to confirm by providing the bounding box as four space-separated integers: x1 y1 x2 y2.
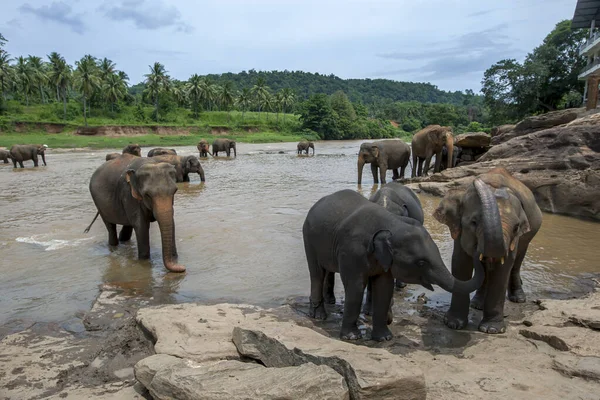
103 73 126 112
98 58 116 82
236 87 251 121
15 56 34 105
280 87 295 122
0 49 12 101
48 54 71 119
218 81 235 122
186 74 203 118
26 56 47 104
299 94 339 139
144 62 170 121
251 77 270 118
74 55 100 126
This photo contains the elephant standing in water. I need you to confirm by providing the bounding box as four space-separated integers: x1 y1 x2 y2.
148 148 177 157
87 154 185 272
434 168 542 333
303 189 483 341
357 140 411 184
212 139 236 157
297 140 315 155
10 144 48 168
411 125 454 177
106 144 142 161
152 154 205 182
197 140 210 157
0 149 11 163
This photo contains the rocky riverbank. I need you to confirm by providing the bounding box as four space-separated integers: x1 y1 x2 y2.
2 281 600 399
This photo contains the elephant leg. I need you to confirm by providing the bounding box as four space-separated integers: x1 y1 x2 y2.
362 278 373 315
103 219 119 246
470 272 488 310
422 155 432 177
508 243 529 303
479 258 513 334
392 168 399 181
340 270 367 340
19 160 24 168
379 163 388 184
323 271 336 304
118 225 133 242
400 166 406 179
11 158 17 168
33 155 39 167
417 158 423 176
370 163 379 184
134 220 151 259
411 153 418 178
433 151 442 173
371 271 394 341
306 244 327 320
444 246 472 330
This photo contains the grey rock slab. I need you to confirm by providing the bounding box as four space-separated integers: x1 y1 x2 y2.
134 353 187 389
553 354 600 382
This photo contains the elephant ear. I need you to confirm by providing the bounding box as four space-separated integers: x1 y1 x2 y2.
185 156 193 170
433 190 464 240
510 211 531 251
125 170 143 201
368 230 393 271
370 146 380 159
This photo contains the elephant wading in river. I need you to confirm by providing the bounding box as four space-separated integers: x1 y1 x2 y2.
148 148 177 157
433 168 542 333
87 154 185 272
411 125 454 177
197 140 210 158
212 139 236 157
10 144 48 168
297 140 315 155
303 189 484 341
106 144 142 161
357 140 411 184
0 149 11 163
152 154 205 182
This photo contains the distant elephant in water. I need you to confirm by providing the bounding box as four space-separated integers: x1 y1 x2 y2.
411 126 454 177
357 140 411 184
148 148 177 157
152 154 205 182
10 144 48 168
297 140 315 155
212 138 236 157
87 154 185 272
197 140 210 157
106 153 120 161
123 144 142 157
0 149 11 163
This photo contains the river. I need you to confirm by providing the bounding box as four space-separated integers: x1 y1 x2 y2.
0 140 598 327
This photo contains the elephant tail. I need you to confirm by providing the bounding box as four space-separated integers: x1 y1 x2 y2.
84 211 100 234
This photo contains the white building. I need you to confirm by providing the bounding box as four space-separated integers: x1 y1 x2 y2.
573 0 600 109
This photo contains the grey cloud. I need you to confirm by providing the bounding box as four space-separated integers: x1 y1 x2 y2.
102 0 193 33
6 18 23 29
19 2 86 34
467 9 495 17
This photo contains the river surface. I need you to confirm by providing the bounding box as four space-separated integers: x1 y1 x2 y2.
1 140 599 326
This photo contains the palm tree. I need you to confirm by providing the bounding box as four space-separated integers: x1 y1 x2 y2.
74 55 100 126
103 73 126 113
261 92 273 122
117 70 129 86
47 52 62 101
186 74 203 118
280 88 296 122
171 84 187 107
197 78 215 112
219 81 235 122
27 55 47 103
274 91 284 124
236 88 251 122
15 56 34 105
49 56 72 119
144 62 170 121
251 77 270 118
0 50 12 101
98 58 116 82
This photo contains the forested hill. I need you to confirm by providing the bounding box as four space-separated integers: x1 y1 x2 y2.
130 70 468 105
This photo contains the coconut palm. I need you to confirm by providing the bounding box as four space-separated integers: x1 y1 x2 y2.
27 55 47 103
274 91 284 124
103 73 126 113
74 55 100 126
197 78 215 112
261 92 273 122
186 74 203 118
235 88 251 122
98 58 116 82
219 81 235 122
0 50 12 101
47 52 63 101
117 70 129 86
48 55 72 119
15 56 34 105
144 62 170 121
280 87 296 121
251 77 270 118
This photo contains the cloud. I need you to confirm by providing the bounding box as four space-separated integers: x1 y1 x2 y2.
102 0 193 33
19 2 86 34
467 9 495 18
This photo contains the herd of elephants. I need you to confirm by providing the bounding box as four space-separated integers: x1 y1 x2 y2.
1 127 543 342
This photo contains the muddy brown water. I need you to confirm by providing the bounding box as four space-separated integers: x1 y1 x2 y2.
0 140 599 327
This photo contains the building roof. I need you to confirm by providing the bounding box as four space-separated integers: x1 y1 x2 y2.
573 0 600 29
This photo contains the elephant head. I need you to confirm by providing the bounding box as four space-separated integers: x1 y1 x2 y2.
125 162 185 273
197 140 210 154
433 178 531 264
228 140 237 157
38 144 48 154
370 220 484 294
357 142 378 184
182 155 205 182
123 144 142 157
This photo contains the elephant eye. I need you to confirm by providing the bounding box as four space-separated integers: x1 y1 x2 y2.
417 260 425 267
513 225 519 234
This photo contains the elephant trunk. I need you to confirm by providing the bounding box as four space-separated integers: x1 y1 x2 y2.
357 155 365 184
425 252 484 295
446 134 454 169
474 179 505 258
198 165 206 182
153 197 186 273
232 144 237 157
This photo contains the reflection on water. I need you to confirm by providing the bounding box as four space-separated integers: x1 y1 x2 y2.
0 141 598 324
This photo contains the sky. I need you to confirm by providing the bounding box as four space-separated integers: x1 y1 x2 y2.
2 0 576 93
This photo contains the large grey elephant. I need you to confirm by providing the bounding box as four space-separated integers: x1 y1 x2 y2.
357 140 411 184
0 149 11 163
10 144 48 168
303 189 484 341
212 138 236 157
87 154 185 273
297 140 315 155
411 125 454 177
433 168 542 334
148 148 177 157
152 154 205 182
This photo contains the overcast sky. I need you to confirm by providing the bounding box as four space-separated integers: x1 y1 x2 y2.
2 0 575 93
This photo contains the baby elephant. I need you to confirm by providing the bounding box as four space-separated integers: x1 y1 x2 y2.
106 144 142 161
152 154 205 182
0 149 11 163
303 189 484 341
197 140 210 157
297 140 315 155
148 148 177 157
10 144 48 168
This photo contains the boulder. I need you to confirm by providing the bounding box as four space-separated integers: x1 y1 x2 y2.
134 354 187 389
553 354 600 382
454 132 491 148
514 109 580 133
490 124 516 137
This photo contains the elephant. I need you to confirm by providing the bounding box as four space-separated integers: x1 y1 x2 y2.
212 138 236 157
87 154 185 273
357 140 411 184
411 125 454 177
106 153 120 161
123 144 142 157
297 140 315 155
426 145 462 173
148 148 177 157
0 149 11 163
197 140 210 158
10 144 48 168
303 189 484 341
152 154 205 182
433 167 542 334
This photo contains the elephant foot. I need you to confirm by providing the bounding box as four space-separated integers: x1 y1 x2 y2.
444 312 468 330
478 319 506 334
508 287 526 303
309 300 327 320
372 326 393 342
323 293 336 305
470 293 485 310
340 326 362 340
394 280 407 290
